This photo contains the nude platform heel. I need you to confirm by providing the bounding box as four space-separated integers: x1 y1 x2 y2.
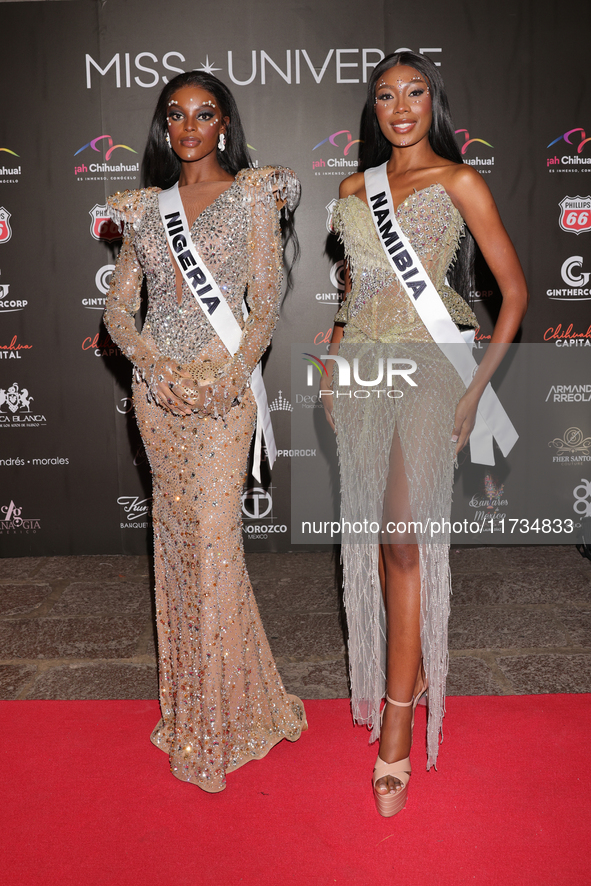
373 695 414 818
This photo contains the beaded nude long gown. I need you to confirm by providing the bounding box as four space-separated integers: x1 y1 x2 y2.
331 185 477 768
104 167 306 792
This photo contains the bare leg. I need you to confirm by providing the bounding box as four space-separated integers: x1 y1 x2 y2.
376 431 425 795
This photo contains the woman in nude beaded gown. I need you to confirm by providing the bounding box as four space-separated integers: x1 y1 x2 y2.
104 72 306 793
321 52 528 816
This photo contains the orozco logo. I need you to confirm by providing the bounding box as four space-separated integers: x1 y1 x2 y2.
241 487 272 519
559 197 591 235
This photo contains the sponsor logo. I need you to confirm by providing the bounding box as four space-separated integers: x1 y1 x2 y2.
455 129 494 174
81 332 122 357
82 264 115 309
86 48 444 90
0 272 27 313
75 135 139 181
468 474 508 531
269 391 293 413
545 384 591 403
312 129 361 175
469 289 494 302
116 397 133 415
543 323 591 346
316 256 344 305
90 205 123 242
0 335 32 360
0 500 40 534
547 256 591 301
547 128 591 172
302 352 417 399
242 487 272 519
558 197 591 234
117 495 151 529
0 456 69 466
0 148 21 183
0 207 12 243
550 428 591 464
275 449 316 457
573 479 591 517
0 383 47 429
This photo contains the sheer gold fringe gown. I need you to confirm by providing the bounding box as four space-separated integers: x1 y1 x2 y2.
331 185 477 768
104 167 306 792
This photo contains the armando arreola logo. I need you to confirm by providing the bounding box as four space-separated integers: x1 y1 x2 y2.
303 353 418 400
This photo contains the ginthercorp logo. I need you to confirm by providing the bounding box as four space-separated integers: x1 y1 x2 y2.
0 148 21 183
117 495 151 529
549 428 591 465
302 352 417 398
90 205 123 243
312 129 361 175
573 479 591 517
0 500 41 534
75 134 139 182
547 128 591 172
547 256 591 301
0 272 27 313
558 197 591 235
82 264 115 309
0 207 12 244
455 129 494 172
0 383 47 428
316 259 344 306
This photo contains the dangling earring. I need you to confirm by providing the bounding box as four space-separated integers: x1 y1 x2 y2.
165 132 172 149
218 132 226 153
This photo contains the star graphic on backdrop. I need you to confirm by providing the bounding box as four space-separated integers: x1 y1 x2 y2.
196 56 221 74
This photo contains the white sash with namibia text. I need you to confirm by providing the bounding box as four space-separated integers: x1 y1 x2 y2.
158 183 276 481
364 162 518 465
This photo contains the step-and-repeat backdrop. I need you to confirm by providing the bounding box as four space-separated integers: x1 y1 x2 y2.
0 0 589 555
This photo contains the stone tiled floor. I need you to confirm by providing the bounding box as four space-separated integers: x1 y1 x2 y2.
0 547 590 700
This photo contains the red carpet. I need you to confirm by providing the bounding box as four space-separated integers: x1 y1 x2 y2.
2 696 589 885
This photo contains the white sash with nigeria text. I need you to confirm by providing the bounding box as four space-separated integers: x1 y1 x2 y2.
363 162 518 465
158 183 276 480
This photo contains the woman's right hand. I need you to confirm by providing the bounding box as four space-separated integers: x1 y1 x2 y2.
150 359 197 416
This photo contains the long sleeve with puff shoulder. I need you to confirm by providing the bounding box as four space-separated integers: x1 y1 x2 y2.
103 168 299 414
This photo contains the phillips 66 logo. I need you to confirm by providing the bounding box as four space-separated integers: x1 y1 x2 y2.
559 197 591 235
0 208 12 244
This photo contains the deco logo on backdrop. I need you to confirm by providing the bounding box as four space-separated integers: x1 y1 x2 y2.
90 206 123 243
0 500 40 534
547 128 591 173
117 495 151 529
0 383 47 429
85 48 443 91
75 135 139 182
0 273 27 313
0 148 21 184
558 197 591 234
547 256 591 301
549 427 591 465
0 208 12 244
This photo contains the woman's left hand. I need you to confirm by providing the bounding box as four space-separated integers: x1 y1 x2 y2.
451 390 480 456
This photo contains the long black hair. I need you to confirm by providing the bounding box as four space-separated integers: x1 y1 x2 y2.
359 51 474 302
142 71 251 187
142 70 299 289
